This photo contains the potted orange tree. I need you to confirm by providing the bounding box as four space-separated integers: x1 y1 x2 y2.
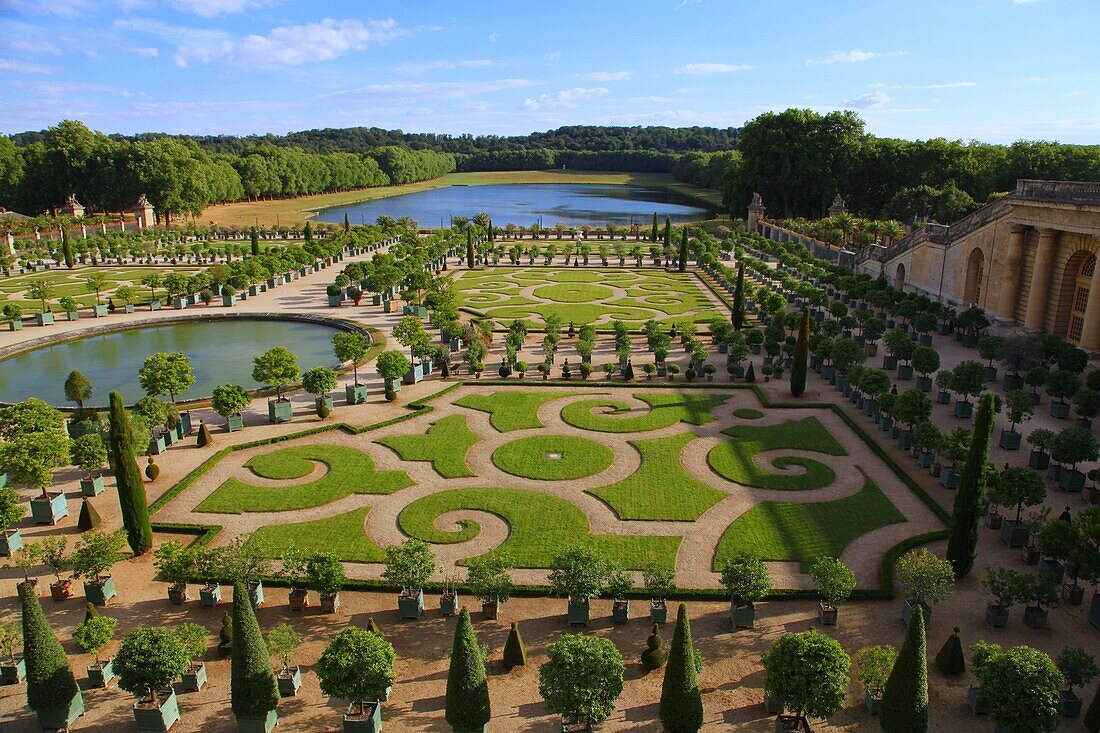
466 552 513 621
73 613 117 688
382 538 436 621
113 627 190 732
267 623 303 697
808 557 856 626
318 627 396 733
721 551 771 629
763 629 851 732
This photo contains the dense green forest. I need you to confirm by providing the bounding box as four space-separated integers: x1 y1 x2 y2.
2 115 1099 224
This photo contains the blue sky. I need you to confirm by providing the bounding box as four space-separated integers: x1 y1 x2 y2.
1 0 1096 143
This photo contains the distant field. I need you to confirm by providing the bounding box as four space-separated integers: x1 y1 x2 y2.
200 170 723 227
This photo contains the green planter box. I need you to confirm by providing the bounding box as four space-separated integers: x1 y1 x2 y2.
731 601 756 629
37 690 85 730
228 414 245 432
344 702 382 733
248 580 265 609
865 687 882 715
649 600 667 624
88 658 114 688
402 305 428 318
0 528 22 557
36 312 54 326
268 400 293 423
567 598 590 626
80 475 105 496
149 299 161 311
440 591 460 616
236 708 278 733
1 656 25 684
902 598 933 627
85 576 117 605
8 320 22 331
398 589 424 620
93 304 108 317
149 434 167 454
1000 519 1030 548
328 294 344 307
316 396 335 413
612 600 629 623
223 295 237 307
31 492 68 524
346 384 368 404
0 472 5 488
200 583 222 606
182 662 207 691
278 666 302 696
65 311 80 321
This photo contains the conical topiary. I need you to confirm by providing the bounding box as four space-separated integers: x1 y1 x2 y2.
642 623 667 671
230 582 279 717
790 309 809 397
445 608 490 730
934 627 966 675
76 498 101 531
217 611 233 655
145 456 159 481
1084 679 1100 733
659 603 703 732
197 422 213 447
84 601 101 623
503 622 526 669
366 618 382 636
745 362 756 383
624 361 635 381
108 390 152 555
20 581 80 713
947 391 995 578
879 604 928 732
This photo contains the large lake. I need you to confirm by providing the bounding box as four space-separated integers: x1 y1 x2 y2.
0 318 343 406
314 183 716 228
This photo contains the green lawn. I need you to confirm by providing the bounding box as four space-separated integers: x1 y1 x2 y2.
375 414 478 478
0 265 199 312
733 408 765 419
589 433 727 521
706 417 846 491
196 445 413 513
533 283 616 303
247 507 385 562
712 470 906 564
491 435 615 480
397 487 681 569
560 392 728 433
454 390 575 432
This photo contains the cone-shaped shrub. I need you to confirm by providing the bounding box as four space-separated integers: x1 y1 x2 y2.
1084 680 1100 732
642 623 667 671
84 601 101 623
732 262 745 331
466 229 475 268
947 391 995 578
108 391 151 555
446 608 490 730
660 604 703 732
231 582 279 717
934 627 965 675
503 622 526 669
77 498 101 531
678 227 688 272
366 618 382 637
790 309 809 397
20 581 79 712
217 611 233 655
879 605 928 732
745 362 756 383
197 422 213 447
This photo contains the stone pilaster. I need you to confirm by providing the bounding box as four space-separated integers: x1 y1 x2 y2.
996 223 1028 323
1024 228 1060 331
1078 245 1100 352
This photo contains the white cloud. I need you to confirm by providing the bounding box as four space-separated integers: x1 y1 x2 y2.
843 90 890 109
320 78 538 101
678 0 702 6
0 58 55 74
673 63 752 75
1067 90 1086 97
1 0 91 17
627 96 675 104
1013 0 1042 4
119 17 406 68
806 49 905 66
544 51 561 62
522 87 609 111
395 59 491 76
1020 75 1051 82
487 33 498 42
12 80 116 96
128 47 159 57
7 39 62 55
577 70 632 82
872 81 976 90
166 0 272 16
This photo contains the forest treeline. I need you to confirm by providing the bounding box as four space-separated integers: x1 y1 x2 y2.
3 114 1099 224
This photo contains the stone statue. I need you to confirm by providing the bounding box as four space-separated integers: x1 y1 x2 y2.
750 192 764 208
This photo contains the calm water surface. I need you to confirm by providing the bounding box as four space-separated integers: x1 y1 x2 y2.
314 183 715 227
0 318 343 406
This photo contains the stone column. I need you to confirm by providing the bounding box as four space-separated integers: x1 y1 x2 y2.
1078 246 1100 352
1024 228 1059 331
997 223 1028 323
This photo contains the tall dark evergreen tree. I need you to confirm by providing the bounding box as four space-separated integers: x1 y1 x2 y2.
303 220 312 245
231 582 279 718
445 608 491 731
663 216 672 251
487 218 493 243
946 391 995 577
879 605 928 732
1084 680 1100 733
61 228 74 269
651 212 659 242
790 309 809 396
20 581 80 714
732 261 745 330
466 228 475 268
343 212 350 233
659 604 703 733
107 390 151 555
678 227 688 272
250 226 259 257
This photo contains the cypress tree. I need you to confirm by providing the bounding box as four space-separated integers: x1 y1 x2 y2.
62 228 74 269
651 212 659 242
732 261 745 330
366 617 383 636
445 608 491 730
488 218 494 243
217 611 233 656
231 582 279 718
503 622 526 669
250 227 259 257
76 498 101 531
343 213 350 232
663 216 672 251
642 623 667 670
466 228 475 268
107 391 152 555
659 604 703 732
946 391 995 578
678 227 688 272
934 627 965 675
303 220 312 245
197 422 213 447
20 581 80 713
1085 681 1100 733
790 309 809 397
879 605 928 732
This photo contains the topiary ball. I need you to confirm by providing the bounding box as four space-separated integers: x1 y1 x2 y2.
145 457 160 481
641 623 667 671
317 401 331 419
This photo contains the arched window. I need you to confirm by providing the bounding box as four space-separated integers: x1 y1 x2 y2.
1068 253 1096 345
895 263 906 291
964 248 984 304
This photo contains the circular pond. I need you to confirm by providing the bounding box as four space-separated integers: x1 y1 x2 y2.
491 435 615 480
0 317 346 406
